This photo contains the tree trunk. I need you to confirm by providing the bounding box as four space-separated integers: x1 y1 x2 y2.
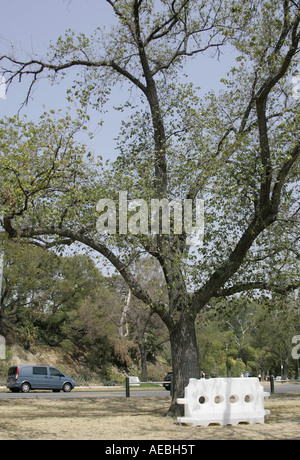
168 313 201 416
119 290 131 338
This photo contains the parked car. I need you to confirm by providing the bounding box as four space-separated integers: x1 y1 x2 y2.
6 365 75 393
163 372 173 391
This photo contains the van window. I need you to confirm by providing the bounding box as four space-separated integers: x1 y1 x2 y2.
50 368 64 377
33 367 47 375
8 367 17 376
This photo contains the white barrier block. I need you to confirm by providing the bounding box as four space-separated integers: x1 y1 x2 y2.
177 378 270 427
129 376 140 386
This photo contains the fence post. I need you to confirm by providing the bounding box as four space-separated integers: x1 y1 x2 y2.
270 375 275 394
125 377 130 398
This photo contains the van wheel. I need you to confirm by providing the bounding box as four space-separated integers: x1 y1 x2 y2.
21 382 31 393
63 383 72 393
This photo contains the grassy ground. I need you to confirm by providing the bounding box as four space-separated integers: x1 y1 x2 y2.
0 393 299 440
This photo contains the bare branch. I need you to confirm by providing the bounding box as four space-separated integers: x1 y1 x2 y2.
0 55 147 104
256 14 300 101
0 221 174 329
272 141 300 212
144 0 191 46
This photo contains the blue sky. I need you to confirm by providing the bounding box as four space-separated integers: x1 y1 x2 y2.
0 0 235 161
0 0 117 158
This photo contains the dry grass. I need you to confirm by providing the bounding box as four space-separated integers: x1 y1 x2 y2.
0 394 299 440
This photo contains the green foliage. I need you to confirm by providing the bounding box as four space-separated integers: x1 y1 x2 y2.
199 293 300 378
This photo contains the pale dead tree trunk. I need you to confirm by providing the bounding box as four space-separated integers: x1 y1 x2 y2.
119 290 131 338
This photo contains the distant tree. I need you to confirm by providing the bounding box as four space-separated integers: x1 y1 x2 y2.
0 242 121 357
252 293 300 379
210 293 300 378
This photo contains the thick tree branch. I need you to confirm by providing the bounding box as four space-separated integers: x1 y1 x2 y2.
1 221 174 329
214 281 300 297
256 97 273 213
256 13 300 101
0 55 148 104
272 141 300 212
191 206 282 315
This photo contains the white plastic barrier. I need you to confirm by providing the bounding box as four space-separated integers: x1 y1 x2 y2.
129 376 140 386
177 378 270 427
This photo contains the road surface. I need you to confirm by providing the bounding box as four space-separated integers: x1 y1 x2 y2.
268 382 300 394
0 387 170 399
0 382 298 399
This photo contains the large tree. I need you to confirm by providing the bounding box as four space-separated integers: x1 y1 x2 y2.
1 0 299 414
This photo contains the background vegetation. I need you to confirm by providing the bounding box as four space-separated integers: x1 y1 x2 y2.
1 242 299 383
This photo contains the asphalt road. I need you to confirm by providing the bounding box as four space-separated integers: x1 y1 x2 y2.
268 382 300 394
0 388 170 399
0 383 299 399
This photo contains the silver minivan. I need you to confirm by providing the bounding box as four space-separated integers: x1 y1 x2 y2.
7 365 75 393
